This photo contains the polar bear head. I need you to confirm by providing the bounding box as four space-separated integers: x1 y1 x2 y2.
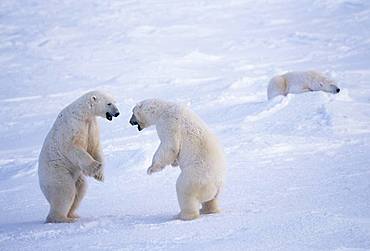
129 99 170 131
317 80 340 94
310 72 340 94
86 91 120 121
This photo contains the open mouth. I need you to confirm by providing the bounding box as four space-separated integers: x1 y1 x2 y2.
106 112 113 121
132 122 143 131
129 120 142 131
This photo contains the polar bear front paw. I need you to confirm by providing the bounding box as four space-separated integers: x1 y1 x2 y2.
93 169 104 182
171 159 179 167
147 164 163 175
83 160 102 177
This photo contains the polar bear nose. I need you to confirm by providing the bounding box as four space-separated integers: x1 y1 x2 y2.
130 119 138 126
129 115 139 126
336 88 340 93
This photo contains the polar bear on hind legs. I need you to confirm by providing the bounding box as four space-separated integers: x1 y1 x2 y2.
38 90 120 223
267 71 341 100
129 99 226 221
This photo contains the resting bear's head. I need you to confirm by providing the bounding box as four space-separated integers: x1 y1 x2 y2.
129 99 168 131
314 78 340 94
318 81 340 94
87 91 120 121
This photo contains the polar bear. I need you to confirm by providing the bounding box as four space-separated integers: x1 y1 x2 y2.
267 71 340 100
38 90 120 223
129 99 226 221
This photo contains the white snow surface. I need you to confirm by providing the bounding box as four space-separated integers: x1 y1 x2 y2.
1 0 370 250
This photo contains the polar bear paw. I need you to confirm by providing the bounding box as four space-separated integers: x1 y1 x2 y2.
171 159 179 167
93 168 104 182
83 160 102 177
200 199 220 214
147 164 163 175
67 212 80 219
46 214 77 224
178 211 200 221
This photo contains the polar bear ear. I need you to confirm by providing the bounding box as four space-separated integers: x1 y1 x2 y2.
89 95 98 109
90 95 98 104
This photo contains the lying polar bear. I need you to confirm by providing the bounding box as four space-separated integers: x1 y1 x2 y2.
129 99 226 220
267 71 340 100
38 90 120 223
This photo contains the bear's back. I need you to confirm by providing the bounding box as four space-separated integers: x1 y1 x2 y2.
178 106 224 166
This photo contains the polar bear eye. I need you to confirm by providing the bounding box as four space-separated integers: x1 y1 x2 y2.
107 103 112 106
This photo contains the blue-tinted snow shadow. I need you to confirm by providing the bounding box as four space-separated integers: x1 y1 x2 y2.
0 213 177 234
79 213 178 226
0 220 46 236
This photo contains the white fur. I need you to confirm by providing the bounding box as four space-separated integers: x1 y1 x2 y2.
130 99 226 220
38 90 119 223
267 71 340 100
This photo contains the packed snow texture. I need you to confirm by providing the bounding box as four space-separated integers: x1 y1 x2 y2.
1 0 370 250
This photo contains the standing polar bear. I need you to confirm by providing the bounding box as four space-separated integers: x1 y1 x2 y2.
129 99 226 221
267 71 341 100
38 90 120 223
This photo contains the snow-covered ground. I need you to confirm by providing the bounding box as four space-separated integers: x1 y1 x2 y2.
1 0 370 250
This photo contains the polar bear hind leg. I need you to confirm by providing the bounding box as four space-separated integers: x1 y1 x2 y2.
177 194 200 221
268 76 287 100
176 174 200 221
68 175 87 219
201 198 220 214
44 177 77 223
200 183 221 214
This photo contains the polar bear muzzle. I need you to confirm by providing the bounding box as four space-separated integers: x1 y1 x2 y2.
105 111 120 121
129 114 143 131
328 84 341 94
105 103 120 121
319 83 340 94
106 112 113 121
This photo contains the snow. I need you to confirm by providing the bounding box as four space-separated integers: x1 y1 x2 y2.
1 0 370 250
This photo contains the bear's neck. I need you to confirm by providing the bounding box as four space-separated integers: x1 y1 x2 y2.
148 103 174 125
67 97 95 122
